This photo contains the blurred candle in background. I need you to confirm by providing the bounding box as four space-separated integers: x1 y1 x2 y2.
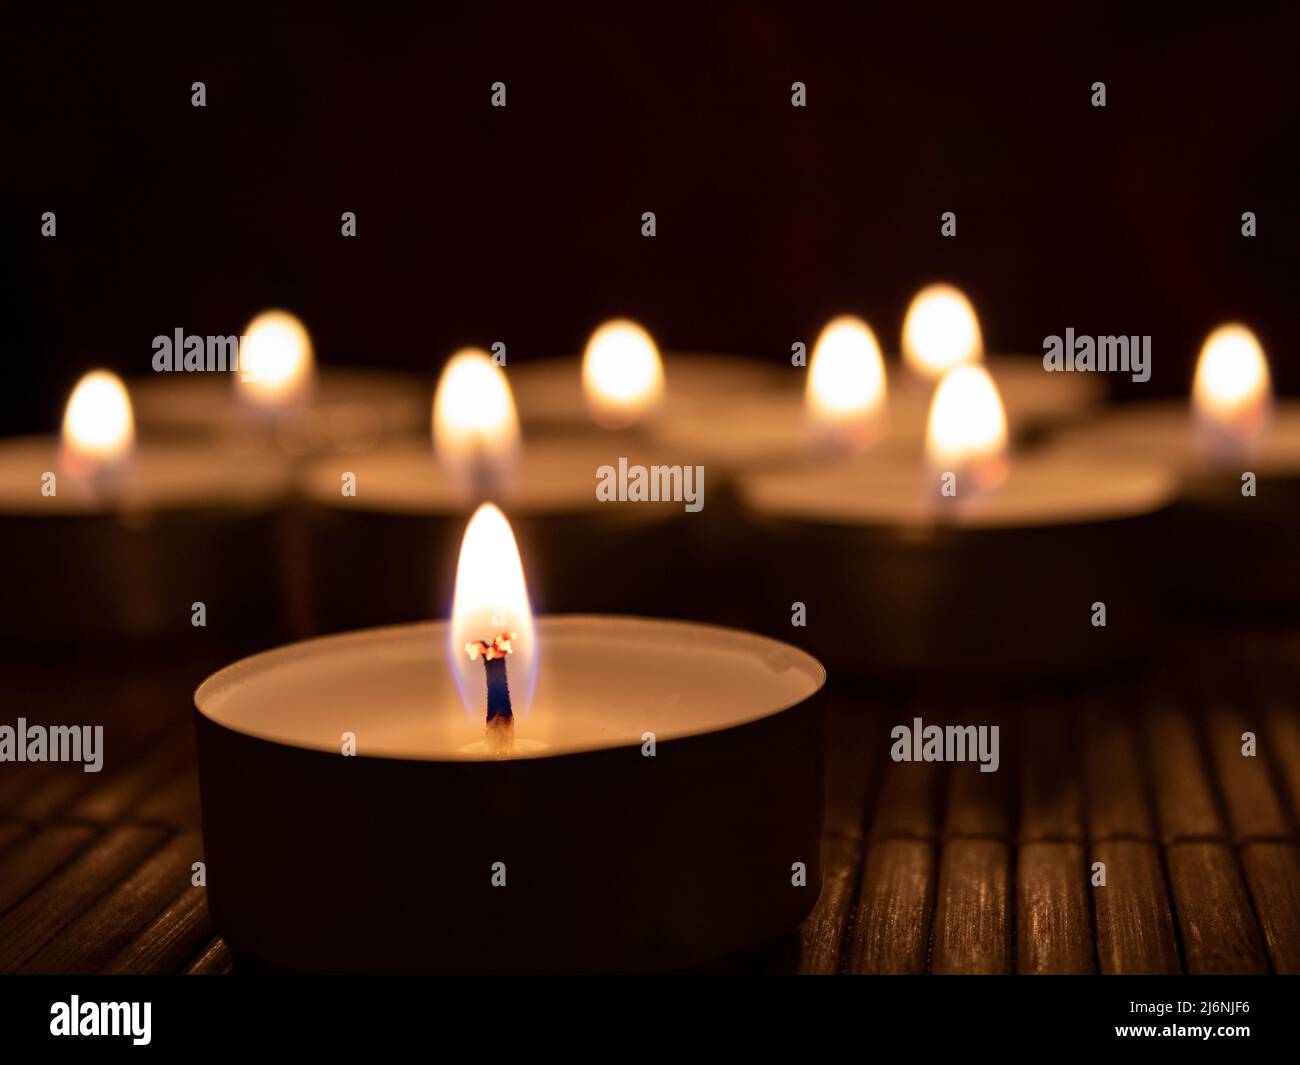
1050 322 1300 611
734 365 1173 677
0 370 290 646
131 309 425 454
508 318 783 434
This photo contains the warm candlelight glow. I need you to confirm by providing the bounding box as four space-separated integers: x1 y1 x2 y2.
582 319 665 429
433 349 521 495
902 284 983 380
60 370 135 480
925 364 1008 491
805 315 887 452
449 503 538 722
1192 323 1272 458
238 310 315 409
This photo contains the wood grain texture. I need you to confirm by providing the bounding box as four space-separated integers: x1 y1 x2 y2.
792 832 860 975
1144 704 1225 843
0 825 167 973
931 839 1010 973
1019 711 1083 842
103 887 212 975
1165 842 1269 974
20 830 201 974
1264 702 1300 830
1238 843 1300 974
1203 705 1292 841
869 757 940 841
1084 706 1154 842
66 729 195 825
184 937 235 975
1016 842 1094 974
845 839 935 974
944 763 1011 840
1090 840 1180 974
0 824 97 915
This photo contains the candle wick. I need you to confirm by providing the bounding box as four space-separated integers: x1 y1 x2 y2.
466 632 517 755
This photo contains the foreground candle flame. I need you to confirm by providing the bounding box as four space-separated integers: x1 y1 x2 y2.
238 310 314 409
1192 323 1272 459
433 349 521 496
60 370 135 482
449 504 537 748
805 315 887 453
902 284 983 380
926 364 1008 492
582 319 664 430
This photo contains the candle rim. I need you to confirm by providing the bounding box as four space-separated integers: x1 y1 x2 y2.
195 615 827 763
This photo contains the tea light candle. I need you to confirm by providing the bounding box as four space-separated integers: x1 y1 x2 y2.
508 318 784 434
0 371 290 645
194 504 826 973
734 365 1175 677
131 310 425 454
1050 323 1300 610
301 349 700 633
651 290 1101 472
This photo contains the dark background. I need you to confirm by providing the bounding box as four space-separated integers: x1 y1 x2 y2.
8 3 1300 434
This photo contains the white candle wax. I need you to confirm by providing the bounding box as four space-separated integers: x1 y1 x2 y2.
130 369 426 453
196 617 825 760
651 355 1101 471
508 352 784 429
1050 399 1300 478
0 435 289 515
301 435 696 515
739 447 1175 529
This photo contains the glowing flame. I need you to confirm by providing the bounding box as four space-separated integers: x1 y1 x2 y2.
925 364 1008 491
582 319 664 429
902 284 983 380
60 370 135 481
433 349 521 495
805 315 887 452
238 310 315 409
449 503 537 720
1192 323 1272 456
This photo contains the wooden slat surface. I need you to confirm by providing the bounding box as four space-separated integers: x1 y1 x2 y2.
1 635 1298 975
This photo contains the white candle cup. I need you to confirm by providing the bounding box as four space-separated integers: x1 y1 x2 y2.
194 616 826 973
508 351 784 434
734 449 1176 677
649 355 1101 475
299 437 707 632
0 435 291 646
1050 399 1300 612
130 368 427 455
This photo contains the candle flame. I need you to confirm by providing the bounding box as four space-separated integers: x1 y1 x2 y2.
582 319 664 429
902 284 983 380
60 370 135 481
449 503 537 719
433 349 521 496
805 315 887 452
238 310 315 409
1192 323 1272 459
925 364 1008 491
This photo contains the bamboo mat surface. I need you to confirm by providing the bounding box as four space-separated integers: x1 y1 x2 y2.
1 629 1297 975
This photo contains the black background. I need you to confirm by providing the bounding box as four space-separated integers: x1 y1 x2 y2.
8 3 1299 433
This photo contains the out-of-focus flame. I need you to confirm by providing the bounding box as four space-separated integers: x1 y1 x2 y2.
902 284 983 380
582 319 664 429
238 310 315 409
449 503 537 718
1192 323 1272 458
60 370 135 481
433 349 521 495
805 315 887 452
925 364 1008 492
